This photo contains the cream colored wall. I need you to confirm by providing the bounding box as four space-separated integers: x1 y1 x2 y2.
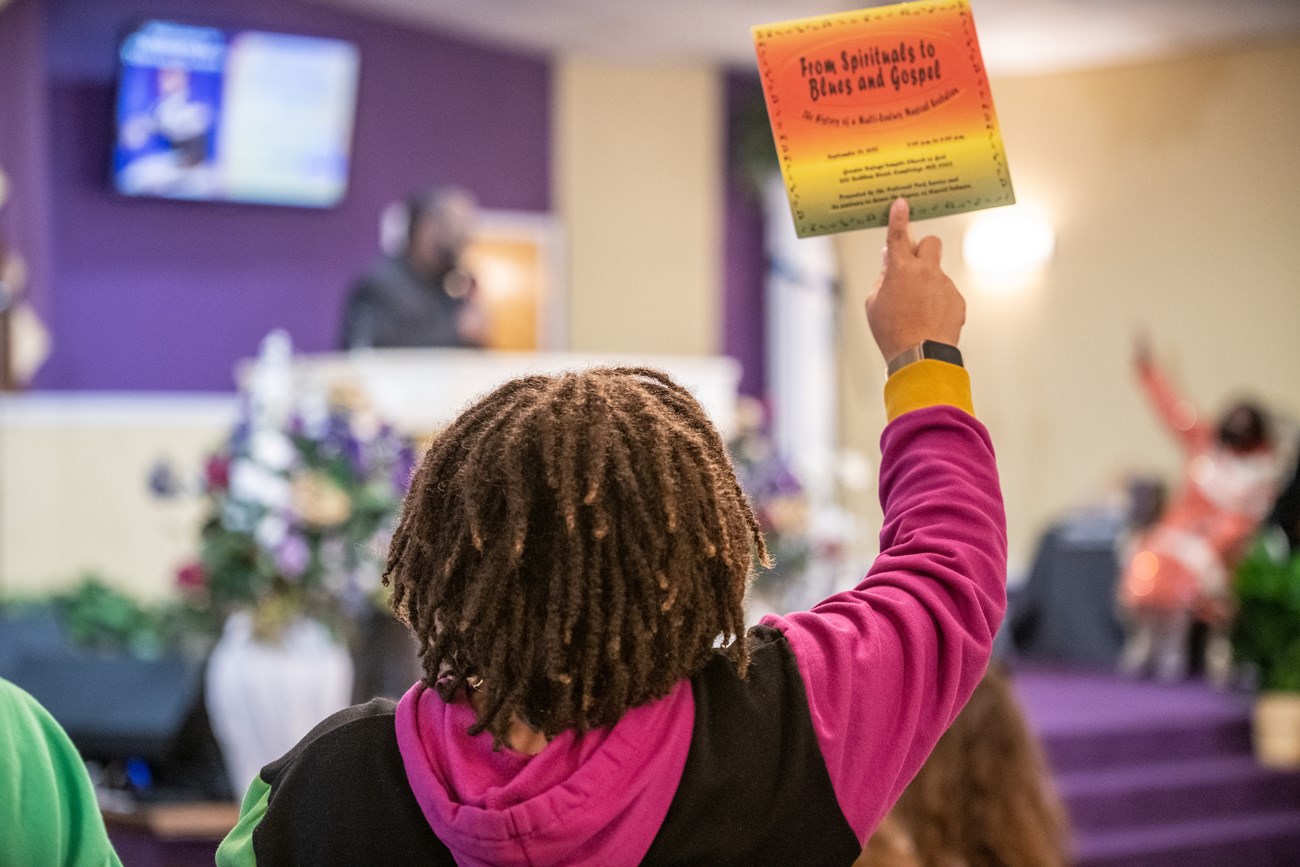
837 39 1300 575
554 59 723 355
0 397 231 599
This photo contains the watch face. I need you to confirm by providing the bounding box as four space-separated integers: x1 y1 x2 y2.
921 341 964 367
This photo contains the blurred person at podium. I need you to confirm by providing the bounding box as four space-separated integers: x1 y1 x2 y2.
340 186 488 350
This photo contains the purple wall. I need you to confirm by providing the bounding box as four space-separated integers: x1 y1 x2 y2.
0 0 53 324
723 73 768 398
33 0 551 391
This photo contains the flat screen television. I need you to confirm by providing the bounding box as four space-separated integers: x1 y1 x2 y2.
112 20 360 208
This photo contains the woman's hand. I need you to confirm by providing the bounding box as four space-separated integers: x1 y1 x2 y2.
865 198 966 365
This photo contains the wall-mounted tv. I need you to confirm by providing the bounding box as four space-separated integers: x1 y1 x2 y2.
112 20 360 208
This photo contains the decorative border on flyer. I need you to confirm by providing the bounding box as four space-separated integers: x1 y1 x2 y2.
754 0 1013 236
904 0 1014 222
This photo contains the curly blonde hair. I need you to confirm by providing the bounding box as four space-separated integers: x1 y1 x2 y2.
857 664 1072 867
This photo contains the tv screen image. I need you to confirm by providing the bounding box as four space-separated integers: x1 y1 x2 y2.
113 20 360 208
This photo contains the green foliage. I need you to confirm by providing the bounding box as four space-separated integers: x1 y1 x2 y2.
49 575 205 659
1233 533 1300 692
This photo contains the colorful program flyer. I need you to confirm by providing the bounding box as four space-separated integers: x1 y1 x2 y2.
753 0 1014 237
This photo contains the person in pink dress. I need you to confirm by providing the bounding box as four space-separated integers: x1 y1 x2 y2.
1119 336 1281 682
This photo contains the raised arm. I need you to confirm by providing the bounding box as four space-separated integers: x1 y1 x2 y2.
1134 334 1210 450
761 199 1006 842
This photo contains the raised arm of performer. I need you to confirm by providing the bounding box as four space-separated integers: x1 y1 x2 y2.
1134 332 1211 451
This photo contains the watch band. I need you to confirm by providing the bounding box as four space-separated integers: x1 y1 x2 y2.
886 340 963 376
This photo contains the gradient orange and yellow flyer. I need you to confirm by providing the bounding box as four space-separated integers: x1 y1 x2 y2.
753 0 1014 237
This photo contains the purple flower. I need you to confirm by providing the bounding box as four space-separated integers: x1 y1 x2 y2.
344 436 365 478
275 533 311 579
769 462 804 498
227 420 251 454
393 444 416 494
148 460 183 498
324 412 352 446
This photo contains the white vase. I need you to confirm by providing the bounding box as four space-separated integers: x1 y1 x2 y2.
205 611 355 799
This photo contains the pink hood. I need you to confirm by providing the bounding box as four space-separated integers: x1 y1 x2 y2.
394 680 694 867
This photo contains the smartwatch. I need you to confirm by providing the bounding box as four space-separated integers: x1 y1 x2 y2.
886 340 964 376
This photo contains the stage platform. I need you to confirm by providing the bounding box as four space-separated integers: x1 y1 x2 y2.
1013 665 1300 866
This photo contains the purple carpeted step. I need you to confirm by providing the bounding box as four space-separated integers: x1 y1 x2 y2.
1058 754 1300 831
1040 715 1252 775
1012 666 1300 865
1072 808 1300 867
1011 665 1255 773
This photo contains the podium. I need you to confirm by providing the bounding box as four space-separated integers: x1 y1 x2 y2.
279 348 743 438
0 349 741 602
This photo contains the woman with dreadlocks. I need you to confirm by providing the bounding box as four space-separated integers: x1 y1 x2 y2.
217 198 1006 867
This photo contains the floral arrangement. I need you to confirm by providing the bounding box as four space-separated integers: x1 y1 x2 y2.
727 397 812 593
153 332 416 642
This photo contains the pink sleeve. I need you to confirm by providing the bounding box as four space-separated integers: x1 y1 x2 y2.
760 405 1007 842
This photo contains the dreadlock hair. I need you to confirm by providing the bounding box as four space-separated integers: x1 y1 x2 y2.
384 366 769 747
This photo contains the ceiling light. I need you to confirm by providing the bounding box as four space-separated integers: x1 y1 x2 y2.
962 205 1055 280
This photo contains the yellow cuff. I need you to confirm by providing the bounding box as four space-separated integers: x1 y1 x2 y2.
884 358 974 422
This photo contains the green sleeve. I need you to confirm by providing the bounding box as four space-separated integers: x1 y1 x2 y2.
215 775 272 867
0 679 124 867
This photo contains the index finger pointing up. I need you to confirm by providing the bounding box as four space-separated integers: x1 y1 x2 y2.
886 197 914 262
